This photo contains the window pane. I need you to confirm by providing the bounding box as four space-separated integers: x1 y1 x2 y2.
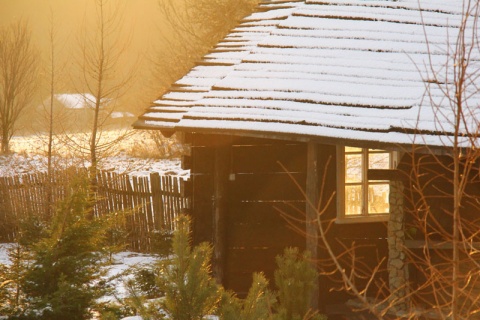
368 184 390 214
368 153 390 170
345 185 362 215
345 146 362 153
346 154 362 183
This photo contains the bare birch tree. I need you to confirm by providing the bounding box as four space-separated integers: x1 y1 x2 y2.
0 21 38 154
39 10 66 219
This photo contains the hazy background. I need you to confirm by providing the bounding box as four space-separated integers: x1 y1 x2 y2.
0 0 169 133
0 0 257 137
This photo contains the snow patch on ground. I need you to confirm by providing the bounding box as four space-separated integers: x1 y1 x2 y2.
102 251 159 303
99 153 188 178
0 243 13 266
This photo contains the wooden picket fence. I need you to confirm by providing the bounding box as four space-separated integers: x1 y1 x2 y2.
0 168 189 251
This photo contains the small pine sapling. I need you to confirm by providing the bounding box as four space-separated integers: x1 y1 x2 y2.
0 214 52 317
132 214 222 320
159 215 221 319
274 247 326 320
219 272 276 320
149 229 173 257
103 210 131 263
16 175 110 320
241 272 277 320
0 243 31 317
218 289 243 319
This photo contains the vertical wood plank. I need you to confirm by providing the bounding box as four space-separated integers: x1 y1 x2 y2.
213 145 230 284
150 172 164 230
123 174 135 250
306 141 319 311
144 176 154 250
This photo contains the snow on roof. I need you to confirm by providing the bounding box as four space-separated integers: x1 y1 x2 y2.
135 0 480 148
55 93 97 109
54 93 112 109
110 111 135 119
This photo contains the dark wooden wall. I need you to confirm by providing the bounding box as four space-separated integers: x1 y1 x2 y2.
311 144 389 307
184 134 307 295
184 133 389 305
400 153 480 310
227 137 307 294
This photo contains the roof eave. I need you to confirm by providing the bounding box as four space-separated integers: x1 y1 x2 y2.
133 121 454 154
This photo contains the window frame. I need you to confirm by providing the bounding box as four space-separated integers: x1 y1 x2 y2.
336 146 396 224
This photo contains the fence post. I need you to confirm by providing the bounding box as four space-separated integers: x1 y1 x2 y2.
150 172 164 230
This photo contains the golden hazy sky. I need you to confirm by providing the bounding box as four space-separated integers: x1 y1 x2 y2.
0 0 168 113
0 0 161 51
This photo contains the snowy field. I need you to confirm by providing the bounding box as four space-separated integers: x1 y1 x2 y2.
0 152 189 178
0 130 189 178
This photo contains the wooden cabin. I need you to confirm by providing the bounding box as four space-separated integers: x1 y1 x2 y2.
135 0 480 316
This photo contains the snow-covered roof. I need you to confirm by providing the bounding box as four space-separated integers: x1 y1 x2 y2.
52 93 113 110
135 0 480 148
110 111 135 119
54 93 98 109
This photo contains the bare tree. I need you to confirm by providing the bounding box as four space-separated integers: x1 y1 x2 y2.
43 10 63 177
72 0 136 175
0 21 38 154
321 1 479 318
39 9 66 219
401 1 480 318
154 0 258 92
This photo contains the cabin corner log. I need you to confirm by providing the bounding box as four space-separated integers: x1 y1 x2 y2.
388 180 407 313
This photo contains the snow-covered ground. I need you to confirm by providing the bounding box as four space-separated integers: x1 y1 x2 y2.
0 243 13 266
0 152 189 178
101 251 159 303
0 130 189 178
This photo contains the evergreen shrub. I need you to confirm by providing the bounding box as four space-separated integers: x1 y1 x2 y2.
0 175 111 320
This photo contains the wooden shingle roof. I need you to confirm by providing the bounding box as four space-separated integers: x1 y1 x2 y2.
135 0 480 148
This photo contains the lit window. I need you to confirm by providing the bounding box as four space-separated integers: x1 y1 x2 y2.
337 146 394 223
